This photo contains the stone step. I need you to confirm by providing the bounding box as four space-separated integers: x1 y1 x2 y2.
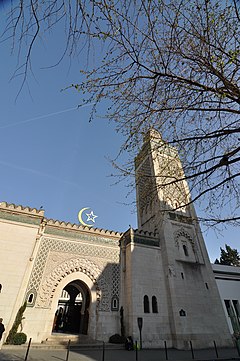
2 342 124 350
2 333 125 350
43 333 95 344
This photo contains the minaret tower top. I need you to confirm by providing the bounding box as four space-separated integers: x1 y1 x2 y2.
135 129 189 232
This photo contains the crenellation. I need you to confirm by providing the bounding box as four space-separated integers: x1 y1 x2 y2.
44 218 122 238
0 201 44 216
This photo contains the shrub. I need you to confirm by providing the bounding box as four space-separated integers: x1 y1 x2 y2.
6 301 27 344
13 332 27 345
109 333 126 344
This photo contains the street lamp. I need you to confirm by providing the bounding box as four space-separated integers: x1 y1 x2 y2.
137 317 143 349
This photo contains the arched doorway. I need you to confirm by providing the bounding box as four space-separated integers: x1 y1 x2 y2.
53 280 90 335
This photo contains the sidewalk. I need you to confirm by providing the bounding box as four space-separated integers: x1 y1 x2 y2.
0 346 239 361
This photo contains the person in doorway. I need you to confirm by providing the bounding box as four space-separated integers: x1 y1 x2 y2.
55 308 63 332
0 318 5 341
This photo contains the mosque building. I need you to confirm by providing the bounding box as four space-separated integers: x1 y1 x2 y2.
0 129 234 349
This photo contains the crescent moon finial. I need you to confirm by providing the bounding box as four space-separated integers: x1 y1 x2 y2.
78 208 98 227
78 207 93 227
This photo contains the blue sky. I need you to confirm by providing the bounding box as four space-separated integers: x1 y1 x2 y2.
0 3 239 262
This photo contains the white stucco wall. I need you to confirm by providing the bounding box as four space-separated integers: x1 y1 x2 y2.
212 264 240 333
0 217 41 346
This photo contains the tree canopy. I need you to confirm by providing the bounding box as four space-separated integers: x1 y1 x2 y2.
2 0 240 225
215 244 240 266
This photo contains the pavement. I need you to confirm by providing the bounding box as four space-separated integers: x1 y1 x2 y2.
0 346 239 361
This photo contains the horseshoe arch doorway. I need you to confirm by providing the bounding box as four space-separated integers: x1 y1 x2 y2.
53 280 90 334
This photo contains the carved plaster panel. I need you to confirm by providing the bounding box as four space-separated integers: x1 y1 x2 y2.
26 237 120 311
174 227 194 249
174 227 201 263
36 257 110 310
43 251 111 276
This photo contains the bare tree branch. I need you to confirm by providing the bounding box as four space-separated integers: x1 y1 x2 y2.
1 0 240 225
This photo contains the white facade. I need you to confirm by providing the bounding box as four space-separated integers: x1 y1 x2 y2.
213 264 240 334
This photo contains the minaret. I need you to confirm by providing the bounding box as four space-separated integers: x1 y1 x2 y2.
135 128 193 232
133 128 232 348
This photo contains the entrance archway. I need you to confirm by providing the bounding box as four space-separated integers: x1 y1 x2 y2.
53 280 90 335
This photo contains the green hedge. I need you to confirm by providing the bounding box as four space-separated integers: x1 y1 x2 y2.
109 334 126 344
13 332 27 345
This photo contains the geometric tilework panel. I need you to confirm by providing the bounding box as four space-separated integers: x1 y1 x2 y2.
26 237 120 312
111 263 120 298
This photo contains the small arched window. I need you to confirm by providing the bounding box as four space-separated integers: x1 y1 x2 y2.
26 289 36 307
152 296 158 313
143 295 150 313
111 296 119 311
183 244 189 256
28 293 34 304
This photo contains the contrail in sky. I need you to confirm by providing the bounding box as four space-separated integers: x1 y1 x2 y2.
0 159 82 189
0 159 117 207
0 103 93 129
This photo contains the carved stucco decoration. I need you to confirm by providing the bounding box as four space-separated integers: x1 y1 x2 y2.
36 257 110 311
43 252 110 277
174 227 202 263
174 227 194 249
26 237 120 311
